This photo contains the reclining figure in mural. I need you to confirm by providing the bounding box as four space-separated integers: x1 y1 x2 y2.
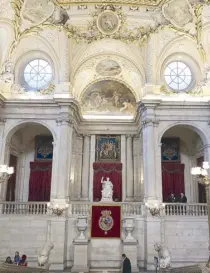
101 177 113 202
154 243 171 269
37 241 54 269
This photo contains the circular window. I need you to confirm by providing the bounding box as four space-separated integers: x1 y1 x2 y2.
24 59 53 90
164 61 192 92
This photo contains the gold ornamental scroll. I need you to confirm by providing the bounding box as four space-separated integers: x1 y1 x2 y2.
56 0 165 6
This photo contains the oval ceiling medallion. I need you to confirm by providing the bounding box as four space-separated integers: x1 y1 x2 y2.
97 10 120 35
96 59 121 76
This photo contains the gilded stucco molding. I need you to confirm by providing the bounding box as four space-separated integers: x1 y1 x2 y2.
4 0 210 74
40 83 55 95
56 0 164 6
160 84 204 96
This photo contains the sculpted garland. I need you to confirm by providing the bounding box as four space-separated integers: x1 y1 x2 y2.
1 0 210 79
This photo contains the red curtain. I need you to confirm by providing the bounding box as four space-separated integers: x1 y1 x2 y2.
93 162 122 202
28 162 52 202
6 155 17 201
162 163 185 202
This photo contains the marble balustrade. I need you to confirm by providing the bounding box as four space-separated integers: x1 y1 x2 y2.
0 201 207 217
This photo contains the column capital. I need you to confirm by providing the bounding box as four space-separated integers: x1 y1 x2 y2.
82 134 91 138
141 118 159 128
56 116 74 127
125 134 134 139
133 133 141 139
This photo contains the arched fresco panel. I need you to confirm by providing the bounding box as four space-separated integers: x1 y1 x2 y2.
81 80 136 118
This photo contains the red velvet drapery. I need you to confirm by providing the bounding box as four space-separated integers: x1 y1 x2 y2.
162 163 185 202
6 155 17 201
28 162 52 201
93 162 122 202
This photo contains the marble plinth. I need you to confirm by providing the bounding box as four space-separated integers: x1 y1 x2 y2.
71 239 89 273
122 241 139 273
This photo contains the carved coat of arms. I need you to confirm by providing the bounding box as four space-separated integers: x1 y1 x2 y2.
98 210 114 234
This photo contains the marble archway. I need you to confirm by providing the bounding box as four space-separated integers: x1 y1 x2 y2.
160 124 205 203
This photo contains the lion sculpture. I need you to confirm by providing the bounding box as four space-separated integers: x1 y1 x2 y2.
154 243 171 269
37 242 54 269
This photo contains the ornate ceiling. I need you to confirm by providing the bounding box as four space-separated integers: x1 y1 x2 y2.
56 0 164 6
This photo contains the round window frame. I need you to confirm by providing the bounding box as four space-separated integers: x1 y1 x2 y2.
164 61 193 93
23 59 53 91
15 51 55 92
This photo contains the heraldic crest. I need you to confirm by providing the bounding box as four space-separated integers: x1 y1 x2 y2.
99 210 114 235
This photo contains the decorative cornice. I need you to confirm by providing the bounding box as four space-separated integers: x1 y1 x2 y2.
141 118 159 128
57 0 164 6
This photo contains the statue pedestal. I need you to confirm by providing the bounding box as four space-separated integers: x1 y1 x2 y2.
100 198 113 202
71 239 89 273
122 241 139 273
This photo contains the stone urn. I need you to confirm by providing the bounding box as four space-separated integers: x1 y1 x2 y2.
76 216 88 241
123 216 136 242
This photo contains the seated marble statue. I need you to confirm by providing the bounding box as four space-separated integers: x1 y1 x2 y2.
154 243 171 269
101 177 113 202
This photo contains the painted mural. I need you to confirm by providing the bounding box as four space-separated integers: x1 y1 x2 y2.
81 80 136 117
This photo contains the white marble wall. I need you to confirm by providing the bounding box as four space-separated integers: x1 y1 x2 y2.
164 217 208 266
0 214 208 270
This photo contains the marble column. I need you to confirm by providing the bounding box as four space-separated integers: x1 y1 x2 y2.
75 136 83 199
15 150 25 201
142 119 159 201
52 117 73 200
133 135 141 201
0 141 10 201
126 135 134 201
121 135 126 202
81 135 90 200
88 135 95 202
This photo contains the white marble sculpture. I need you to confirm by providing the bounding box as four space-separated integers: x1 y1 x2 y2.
0 62 14 83
154 243 171 269
37 241 54 269
101 177 113 202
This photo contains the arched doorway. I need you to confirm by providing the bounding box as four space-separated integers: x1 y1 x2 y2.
3 122 54 202
160 125 204 203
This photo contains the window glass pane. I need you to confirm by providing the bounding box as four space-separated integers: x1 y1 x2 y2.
24 59 53 90
184 76 192 85
169 82 178 90
164 61 192 92
179 81 188 90
164 76 171 84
